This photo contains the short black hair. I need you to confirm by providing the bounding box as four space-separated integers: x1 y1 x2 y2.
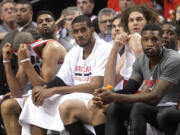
163 21 177 27
163 21 180 37
13 32 34 51
72 15 92 27
141 24 163 36
16 0 32 10
36 10 55 21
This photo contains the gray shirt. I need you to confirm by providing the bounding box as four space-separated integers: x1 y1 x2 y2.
59 35 77 52
0 24 11 33
131 48 180 104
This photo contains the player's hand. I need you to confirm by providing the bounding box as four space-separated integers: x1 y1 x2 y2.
113 32 128 53
128 33 142 56
2 43 13 61
17 44 30 61
32 85 53 106
0 92 12 103
93 88 115 106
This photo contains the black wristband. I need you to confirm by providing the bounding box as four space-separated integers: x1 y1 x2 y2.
46 77 67 88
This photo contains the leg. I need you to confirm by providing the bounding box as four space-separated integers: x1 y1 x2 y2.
31 125 47 135
130 102 160 135
60 99 91 125
175 123 180 135
59 99 91 135
87 99 106 126
1 98 21 135
88 99 107 135
105 102 133 135
157 107 180 135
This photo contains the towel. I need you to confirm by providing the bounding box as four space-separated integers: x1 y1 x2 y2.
19 92 95 135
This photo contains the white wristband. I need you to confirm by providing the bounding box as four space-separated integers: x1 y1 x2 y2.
20 58 30 63
3 60 10 63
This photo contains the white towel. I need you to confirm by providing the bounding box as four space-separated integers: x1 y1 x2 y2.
19 92 95 135
120 44 136 80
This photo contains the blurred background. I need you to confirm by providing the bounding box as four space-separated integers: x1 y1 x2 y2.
12 0 108 21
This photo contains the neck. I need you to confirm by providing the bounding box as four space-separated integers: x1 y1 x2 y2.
68 31 73 38
42 32 56 40
86 13 93 18
101 32 107 39
83 35 95 59
18 22 28 27
4 21 16 31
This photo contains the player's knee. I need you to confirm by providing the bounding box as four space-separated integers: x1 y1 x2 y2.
59 100 74 119
157 108 174 128
1 99 20 116
131 102 146 116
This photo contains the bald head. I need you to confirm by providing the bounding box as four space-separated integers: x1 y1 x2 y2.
13 32 34 50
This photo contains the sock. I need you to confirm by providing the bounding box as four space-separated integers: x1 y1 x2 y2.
94 124 105 135
64 121 87 135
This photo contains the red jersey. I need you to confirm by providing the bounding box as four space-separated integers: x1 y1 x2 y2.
107 0 153 12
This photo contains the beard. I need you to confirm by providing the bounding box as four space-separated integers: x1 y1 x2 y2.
77 35 92 48
144 47 162 58
104 28 112 35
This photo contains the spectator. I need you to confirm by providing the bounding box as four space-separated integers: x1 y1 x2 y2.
59 6 82 51
76 0 100 34
76 0 96 21
170 5 180 51
119 0 135 13
111 14 124 43
0 0 16 41
171 4 180 25
107 0 153 13
98 8 116 42
164 0 180 20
